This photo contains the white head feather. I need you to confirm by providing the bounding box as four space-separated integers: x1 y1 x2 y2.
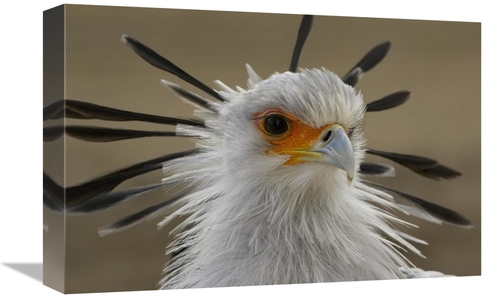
159 65 422 288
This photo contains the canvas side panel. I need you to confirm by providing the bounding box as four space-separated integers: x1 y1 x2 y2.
43 4 66 293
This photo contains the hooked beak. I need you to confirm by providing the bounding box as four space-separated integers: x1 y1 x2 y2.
312 124 355 181
283 124 355 181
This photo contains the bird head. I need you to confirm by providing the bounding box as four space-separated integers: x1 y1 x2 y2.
214 67 366 193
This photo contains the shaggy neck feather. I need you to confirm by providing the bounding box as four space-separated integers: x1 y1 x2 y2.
162 163 405 288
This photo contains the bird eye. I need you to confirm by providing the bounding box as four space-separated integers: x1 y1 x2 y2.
263 114 290 135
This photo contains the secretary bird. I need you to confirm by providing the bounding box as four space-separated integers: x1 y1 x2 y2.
43 14 473 289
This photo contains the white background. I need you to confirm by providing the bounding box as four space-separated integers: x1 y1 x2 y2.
0 0 495 297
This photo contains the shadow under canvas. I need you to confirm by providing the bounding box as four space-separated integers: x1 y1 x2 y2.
3 263 43 283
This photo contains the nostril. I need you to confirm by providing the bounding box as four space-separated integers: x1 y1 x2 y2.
322 130 332 142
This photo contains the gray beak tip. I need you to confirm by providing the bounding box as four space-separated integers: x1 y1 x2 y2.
316 125 355 182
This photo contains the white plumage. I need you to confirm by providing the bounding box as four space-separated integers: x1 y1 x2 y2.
156 67 437 287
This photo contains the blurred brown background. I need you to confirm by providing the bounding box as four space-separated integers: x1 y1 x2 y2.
43 4 480 293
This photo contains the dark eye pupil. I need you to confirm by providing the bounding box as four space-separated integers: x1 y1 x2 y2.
264 115 289 135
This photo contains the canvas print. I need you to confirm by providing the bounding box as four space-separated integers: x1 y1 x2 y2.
43 4 481 294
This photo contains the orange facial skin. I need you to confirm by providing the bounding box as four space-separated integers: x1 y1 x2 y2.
252 108 331 165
